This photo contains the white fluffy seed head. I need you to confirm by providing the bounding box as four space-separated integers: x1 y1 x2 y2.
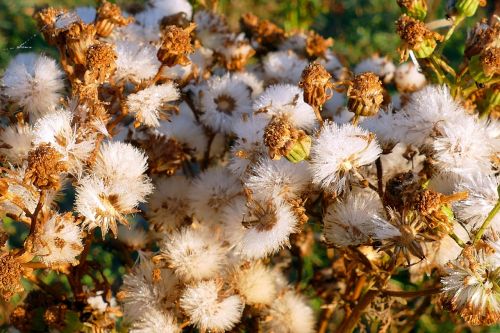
161 226 226 282
0 123 34 165
36 213 83 265
262 290 316 333
263 50 308 83
309 122 382 193
253 84 317 131
180 279 244 332
231 261 277 305
244 157 311 201
2 53 64 119
129 307 180 333
394 62 426 92
189 167 242 224
115 40 160 83
199 73 253 134
126 83 180 127
323 190 400 246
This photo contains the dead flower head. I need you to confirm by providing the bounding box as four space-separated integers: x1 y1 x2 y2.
95 0 133 37
299 62 334 110
25 143 68 190
157 23 196 67
396 14 443 60
347 72 384 117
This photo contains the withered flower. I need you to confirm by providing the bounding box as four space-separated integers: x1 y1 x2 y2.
305 31 333 59
240 13 285 47
160 12 191 30
0 253 27 300
33 7 68 45
299 62 333 111
24 144 67 190
263 115 311 163
157 23 196 67
95 0 133 37
347 72 384 117
84 42 117 84
62 21 97 66
218 35 256 71
396 14 443 60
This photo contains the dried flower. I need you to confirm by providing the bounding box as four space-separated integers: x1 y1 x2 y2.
95 0 133 37
157 24 195 67
396 14 443 60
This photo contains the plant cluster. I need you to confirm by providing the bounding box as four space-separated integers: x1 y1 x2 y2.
0 0 498 332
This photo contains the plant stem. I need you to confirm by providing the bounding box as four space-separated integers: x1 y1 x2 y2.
381 286 441 298
449 231 466 248
337 290 379 333
474 199 500 243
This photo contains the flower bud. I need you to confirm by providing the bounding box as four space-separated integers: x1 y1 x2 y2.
397 0 428 20
448 0 486 17
286 135 312 163
347 72 384 117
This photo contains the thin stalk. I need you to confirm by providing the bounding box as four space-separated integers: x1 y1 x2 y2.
474 199 500 243
449 231 466 248
381 286 441 298
337 290 379 333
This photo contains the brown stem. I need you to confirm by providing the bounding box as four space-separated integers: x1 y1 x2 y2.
202 131 215 170
318 295 337 333
313 105 324 125
337 290 379 333
381 287 441 298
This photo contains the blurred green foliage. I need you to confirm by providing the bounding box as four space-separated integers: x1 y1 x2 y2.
0 0 493 69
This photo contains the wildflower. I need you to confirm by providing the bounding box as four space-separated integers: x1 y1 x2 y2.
0 253 27 300
396 14 443 60
161 227 226 282
433 117 493 175
114 40 160 83
354 55 396 84
126 83 180 127
24 144 68 190
188 167 241 224
157 24 195 67
95 0 133 37
299 62 334 111
441 242 500 325
262 290 315 333
76 176 138 236
263 51 308 84
393 85 465 147
305 30 333 58
0 124 34 165
347 72 384 118
237 198 298 259
217 33 255 71
180 279 244 332
309 122 381 193
263 115 311 162
231 261 277 305
33 109 95 177
84 42 117 84
199 73 253 134
35 212 83 265
323 191 400 246
244 157 311 201
397 0 428 20
2 53 64 118
129 307 180 333
193 10 229 50
394 62 426 93
119 254 178 322
454 175 500 233
254 84 317 131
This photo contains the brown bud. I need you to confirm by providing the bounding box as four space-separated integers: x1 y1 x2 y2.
25 144 68 190
347 72 384 117
263 115 308 161
157 24 196 67
299 62 333 110
95 0 134 37
85 42 117 84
